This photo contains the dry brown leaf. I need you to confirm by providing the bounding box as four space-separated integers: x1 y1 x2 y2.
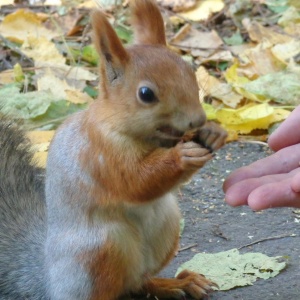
37 68 94 104
0 70 14 85
271 40 300 65
243 19 293 45
170 26 223 56
35 62 97 91
195 50 233 64
157 0 196 12
238 42 282 78
196 66 242 108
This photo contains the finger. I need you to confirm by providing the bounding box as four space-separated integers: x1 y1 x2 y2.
223 143 300 192
268 106 300 151
247 178 300 210
225 173 296 207
291 170 300 193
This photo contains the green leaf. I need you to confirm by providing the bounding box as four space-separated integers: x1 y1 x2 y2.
242 71 300 105
223 31 244 46
83 85 98 99
30 100 87 130
81 45 99 65
265 0 289 13
114 26 133 44
176 249 287 291
0 84 55 119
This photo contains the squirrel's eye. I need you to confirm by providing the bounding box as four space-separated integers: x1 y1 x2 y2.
138 86 156 104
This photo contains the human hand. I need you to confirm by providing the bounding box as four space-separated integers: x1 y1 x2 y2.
223 144 300 210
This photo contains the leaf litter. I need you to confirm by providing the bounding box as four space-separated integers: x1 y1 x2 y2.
0 0 298 289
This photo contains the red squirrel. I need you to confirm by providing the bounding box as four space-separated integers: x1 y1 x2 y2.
0 0 227 299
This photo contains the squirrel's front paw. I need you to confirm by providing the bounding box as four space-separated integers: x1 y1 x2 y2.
196 121 227 152
176 141 212 170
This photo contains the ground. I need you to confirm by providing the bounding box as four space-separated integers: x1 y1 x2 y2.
139 142 300 300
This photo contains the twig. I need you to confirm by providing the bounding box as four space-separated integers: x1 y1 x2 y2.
238 233 297 250
239 140 268 147
179 243 197 252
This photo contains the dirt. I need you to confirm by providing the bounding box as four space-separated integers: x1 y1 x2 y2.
138 141 300 300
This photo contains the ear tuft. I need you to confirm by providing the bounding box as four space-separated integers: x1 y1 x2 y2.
91 10 129 63
91 10 129 85
130 0 166 46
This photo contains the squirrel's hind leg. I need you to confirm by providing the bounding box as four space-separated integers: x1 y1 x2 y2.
139 270 217 300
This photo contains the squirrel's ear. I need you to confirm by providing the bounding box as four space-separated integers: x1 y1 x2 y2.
92 10 129 84
130 0 166 46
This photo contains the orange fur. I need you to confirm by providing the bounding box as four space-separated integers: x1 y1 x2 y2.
45 0 227 299
131 0 166 45
141 270 217 299
78 241 129 300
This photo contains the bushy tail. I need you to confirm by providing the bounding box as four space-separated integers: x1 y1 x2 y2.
0 119 47 299
0 119 43 193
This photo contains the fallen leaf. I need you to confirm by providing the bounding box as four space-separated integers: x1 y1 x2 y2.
196 66 242 108
0 9 59 43
225 62 266 102
223 31 244 46
0 70 14 85
157 0 196 12
278 6 300 27
242 71 300 105
35 62 97 92
215 103 290 134
27 130 55 168
180 0 224 22
238 41 282 77
170 26 223 56
37 68 93 104
271 40 300 64
176 248 287 290
27 130 55 144
243 19 293 45
0 84 59 119
21 36 66 64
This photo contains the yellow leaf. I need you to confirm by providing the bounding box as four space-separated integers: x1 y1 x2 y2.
22 36 66 64
27 130 55 144
65 90 93 104
202 103 217 120
0 9 59 43
32 152 48 168
215 104 290 134
13 63 24 83
27 130 55 168
225 62 266 102
180 0 224 21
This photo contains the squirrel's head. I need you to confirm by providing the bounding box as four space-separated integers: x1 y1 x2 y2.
91 0 206 145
